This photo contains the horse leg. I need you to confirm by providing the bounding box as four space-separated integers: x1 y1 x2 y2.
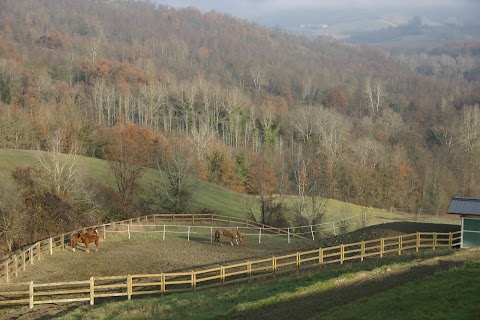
70 238 76 252
95 238 99 252
85 242 89 253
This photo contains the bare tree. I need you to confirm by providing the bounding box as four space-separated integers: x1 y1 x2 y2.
188 119 215 162
460 104 480 194
291 144 326 226
292 104 318 143
316 107 351 197
364 77 384 114
0 207 24 252
36 129 81 196
138 81 168 130
250 65 264 93
156 139 198 213
0 187 23 252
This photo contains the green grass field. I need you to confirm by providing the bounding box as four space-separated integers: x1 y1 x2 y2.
54 249 480 320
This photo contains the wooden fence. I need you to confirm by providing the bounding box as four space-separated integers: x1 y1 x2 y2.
0 214 303 284
0 231 461 308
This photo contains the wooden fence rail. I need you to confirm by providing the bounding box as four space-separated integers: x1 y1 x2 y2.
0 231 461 309
0 214 302 284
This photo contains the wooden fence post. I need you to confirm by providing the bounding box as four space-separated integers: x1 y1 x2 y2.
361 241 365 261
433 233 437 250
29 248 33 265
36 243 41 261
272 257 276 275
296 252 300 270
160 273 165 293
4 261 8 283
22 252 26 271
380 239 384 258
192 214 195 224
319 248 324 265
60 234 65 250
49 237 53 255
127 275 132 300
341 245 345 264
416 232 420 252
14 256 18 278
90 276 95 305
449 232 453 248
29 281 34 309
103 225 107 240
192 271 196 291
221 267 225 286
398 235 402 255
248 261 252 279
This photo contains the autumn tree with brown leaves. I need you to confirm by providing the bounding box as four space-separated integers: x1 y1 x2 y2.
107 120 162 207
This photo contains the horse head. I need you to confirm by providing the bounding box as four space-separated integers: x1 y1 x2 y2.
238 234 244 245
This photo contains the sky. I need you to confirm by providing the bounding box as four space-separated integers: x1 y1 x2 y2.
156 0 480 16
155 0 477 20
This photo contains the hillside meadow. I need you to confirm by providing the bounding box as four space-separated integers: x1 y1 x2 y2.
0 149 457 229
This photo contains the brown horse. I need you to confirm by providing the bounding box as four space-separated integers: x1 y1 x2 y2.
70 228 98 252
80 232 100 253
215 229 240 246
234 229 245 245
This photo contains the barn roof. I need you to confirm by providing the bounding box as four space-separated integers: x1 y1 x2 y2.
447 197 480 215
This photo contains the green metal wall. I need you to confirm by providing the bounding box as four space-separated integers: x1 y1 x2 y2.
463 217 480 248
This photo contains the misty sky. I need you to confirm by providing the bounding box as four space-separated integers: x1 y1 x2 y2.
154 0 479 26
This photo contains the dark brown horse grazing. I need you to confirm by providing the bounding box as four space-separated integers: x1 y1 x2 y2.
215 229 239 246
70 228 98 252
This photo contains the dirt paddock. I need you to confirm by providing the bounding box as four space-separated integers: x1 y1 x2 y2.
1 222 463 320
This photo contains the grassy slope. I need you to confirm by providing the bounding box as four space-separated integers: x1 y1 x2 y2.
0 149 457 225
0 149 250 218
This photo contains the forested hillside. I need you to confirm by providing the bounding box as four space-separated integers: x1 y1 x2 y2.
0 0 480 248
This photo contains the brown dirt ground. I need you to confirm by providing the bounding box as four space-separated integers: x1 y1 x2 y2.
1 222 465 320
